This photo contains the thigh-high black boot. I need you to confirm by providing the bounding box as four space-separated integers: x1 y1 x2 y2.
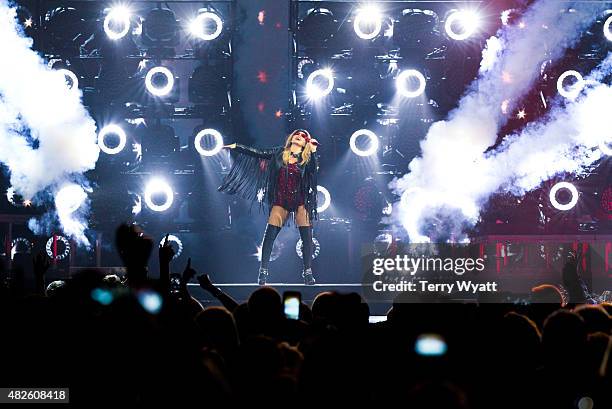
299 226 315 285
259 224 281 285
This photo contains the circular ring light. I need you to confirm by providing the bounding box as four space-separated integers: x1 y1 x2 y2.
159 234 183 259
98 124 127 155
194 128 224 156
46 236 71 260
145 66 175 97
557 70 584 100
296 237 321 260
445 10 478 41
306 69 334 99
11 237 32 259
396 69 427 98
604 15 612 42
349 129 379 157
353 7 382 40
144 179 174 212
190 11 223 41
57 69 79 91
549 182 579 211
104 7 131 40
317 185 331 213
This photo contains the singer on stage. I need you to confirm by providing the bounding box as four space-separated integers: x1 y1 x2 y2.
218 129 319 285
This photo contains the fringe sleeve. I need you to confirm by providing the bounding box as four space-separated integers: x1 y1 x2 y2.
304 151 319 221
218 146 280 207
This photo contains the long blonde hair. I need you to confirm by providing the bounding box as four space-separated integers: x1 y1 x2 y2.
282 130 313 166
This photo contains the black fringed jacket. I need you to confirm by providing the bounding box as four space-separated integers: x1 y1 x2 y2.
218 144 319 221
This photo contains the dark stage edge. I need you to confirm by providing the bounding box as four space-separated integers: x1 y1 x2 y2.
186 283 392 315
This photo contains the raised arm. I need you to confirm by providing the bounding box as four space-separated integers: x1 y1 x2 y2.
224 143 278 159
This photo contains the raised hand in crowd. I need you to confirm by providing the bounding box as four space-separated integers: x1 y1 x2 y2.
159 233 175 293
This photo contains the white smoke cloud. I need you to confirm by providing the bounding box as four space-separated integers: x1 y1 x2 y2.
389 1 610 242
0 1 99 245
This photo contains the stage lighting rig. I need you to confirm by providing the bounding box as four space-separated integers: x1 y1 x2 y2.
189 9 224 41
353 6 383 40
98 124 127 155
297 8 337 49
444 9 479 41
549 182 579 211
141 123 180 165
194 128 224 157
144 178 174 212
141 6 180 55
396 69 427 98
349 129 379 157
44 6 90 56
394 9 442 53
145 66 175 97
306 68 334 100
556 70 584 100
104 6 131 40
188 64 230 110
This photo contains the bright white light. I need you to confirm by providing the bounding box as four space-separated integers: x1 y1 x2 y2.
557 70 584 100
6 187 15 205
306 69 334 99
55 184 87 215
137 290 163 314
145 66 174 97
190 11 223 41
159 234 183 259
97 124 127 155
349 129 379 157
317 185 331 213
144 179 174 212
194 128 224 156
57 69 78 91
445 10 479 41
604 15 612 42
132 194 142 215
353 7 382 40
599 139 612 156
415 334 447 356
396 69 427 98
549 182 579 211
104 6 131 40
